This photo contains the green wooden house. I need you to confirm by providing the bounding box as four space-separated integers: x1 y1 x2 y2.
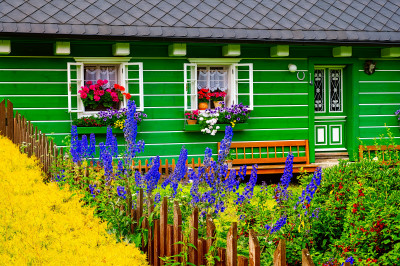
0 0 399 163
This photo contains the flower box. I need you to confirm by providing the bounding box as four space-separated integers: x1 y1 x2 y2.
184 123 248 132
76 126 141 135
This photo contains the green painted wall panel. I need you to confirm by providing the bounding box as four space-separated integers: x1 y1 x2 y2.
359 94 400 104
0 70 67 82
251 106 308 117
359 116 398 127
0 84 66 95
359 105 399 115
360 127 400 138
141 84 182 95
15 109 72 121
0 96 73 108
0 58 71 68
253 95 308 105
359 82 400 92
359 71 400 82
253 83 308 93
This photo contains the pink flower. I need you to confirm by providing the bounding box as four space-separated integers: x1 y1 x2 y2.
83 86 89 93
97 80 103 85
103 79 108 84
94 95 100 101
89 85 95 90
95 84 99 89
80 92 87 99
86 81 92 85
98 90 104 96
106 89 111 93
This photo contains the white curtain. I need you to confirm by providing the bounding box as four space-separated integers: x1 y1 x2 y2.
197 70 208 90
85 66 117 88
210 70 227 91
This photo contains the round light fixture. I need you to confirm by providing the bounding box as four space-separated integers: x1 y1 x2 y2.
288 64 297 72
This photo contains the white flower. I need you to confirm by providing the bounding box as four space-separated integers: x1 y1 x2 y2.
216 126 220 129
373 156 378 161
199 117 204 121
206 120 210 124
201 129 205 132
205 128 211 133
212 130 217 135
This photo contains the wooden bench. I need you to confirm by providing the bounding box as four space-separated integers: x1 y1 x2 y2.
359 145 400 164
218 140 318 175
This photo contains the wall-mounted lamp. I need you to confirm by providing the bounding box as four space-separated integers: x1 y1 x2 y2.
288 64 306 80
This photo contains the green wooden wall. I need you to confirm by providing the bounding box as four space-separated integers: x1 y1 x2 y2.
0 40 399 162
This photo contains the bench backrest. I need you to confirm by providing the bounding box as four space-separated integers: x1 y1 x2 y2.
359 145 400 162
218 140 310 165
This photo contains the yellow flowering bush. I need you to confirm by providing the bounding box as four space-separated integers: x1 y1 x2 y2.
0 136 148 265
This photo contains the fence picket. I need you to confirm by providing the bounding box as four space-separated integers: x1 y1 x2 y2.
217 247 226 266
167 225 174 258
273 239 286 266
206 214 216 254
302 249 315 266
198 238 206 266
160 197 168 265
6 100 13 142
173 201 182 263
238 256 248 266
154 219 160 266
249 229 260 266
227 222 238 266
189 207 199 264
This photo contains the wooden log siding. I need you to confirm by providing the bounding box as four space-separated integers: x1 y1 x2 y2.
0 99 57 177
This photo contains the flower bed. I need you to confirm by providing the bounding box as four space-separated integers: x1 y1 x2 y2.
52 100 400 265
0 136 147 265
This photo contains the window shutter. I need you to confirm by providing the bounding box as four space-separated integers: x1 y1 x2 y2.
184 63 197 111
67 62 84 113
122 63 144 111
233 63 253 110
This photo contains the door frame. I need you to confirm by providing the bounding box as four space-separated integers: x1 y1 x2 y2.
308 57 361 162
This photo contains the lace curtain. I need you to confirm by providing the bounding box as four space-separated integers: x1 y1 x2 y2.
85 66 116 88
197 69 228 91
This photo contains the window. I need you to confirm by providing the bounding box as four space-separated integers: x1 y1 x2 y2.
183 60 253 111
67 60 143 117
314 67 343 113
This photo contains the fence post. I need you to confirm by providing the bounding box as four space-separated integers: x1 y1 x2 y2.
198 238 206 266
273 239 286 266
217 247 226 266
227 222 238 266
154 219 160 266
167 224 174 258
137 189 143 225
302 249 315 266
207 214 216 254
160 196 168 265
0 100 5 137
173 201 182 263
148 198 154 265
189 207 198 264
249 229 260 266
238 256 248 266
6 100 13 142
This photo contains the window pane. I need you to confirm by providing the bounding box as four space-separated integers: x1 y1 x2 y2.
314 69 324 112
84 66 97 86
329 69 342 112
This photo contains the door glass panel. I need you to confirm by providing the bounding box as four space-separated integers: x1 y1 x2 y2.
314 69 325 112
329 69 342 112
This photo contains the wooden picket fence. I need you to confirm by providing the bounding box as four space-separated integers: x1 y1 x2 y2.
132 158 203 178
132 193 325 266
0 99 57 176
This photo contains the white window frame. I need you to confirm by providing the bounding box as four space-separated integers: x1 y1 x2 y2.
67 57 144 117
184 58 253 111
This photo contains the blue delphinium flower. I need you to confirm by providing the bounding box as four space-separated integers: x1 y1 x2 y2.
117 186 127 199
267 216 287 234
99 142 113 183
116 160 124 179
341 256 354 265
55 170 65 182
217 126 233 165
124 100 145 165
80 135 88 158
235 164 258 205
88 133 96 158
162 147 188 197
144 156 161 194
105 126 118 158
89 184 99 198
154 192 161 204
294 167 322 210
275 153 294 204
70 125 81 163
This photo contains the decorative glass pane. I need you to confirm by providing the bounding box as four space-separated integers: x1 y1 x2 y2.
314 69 324 112
329 69 342 112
